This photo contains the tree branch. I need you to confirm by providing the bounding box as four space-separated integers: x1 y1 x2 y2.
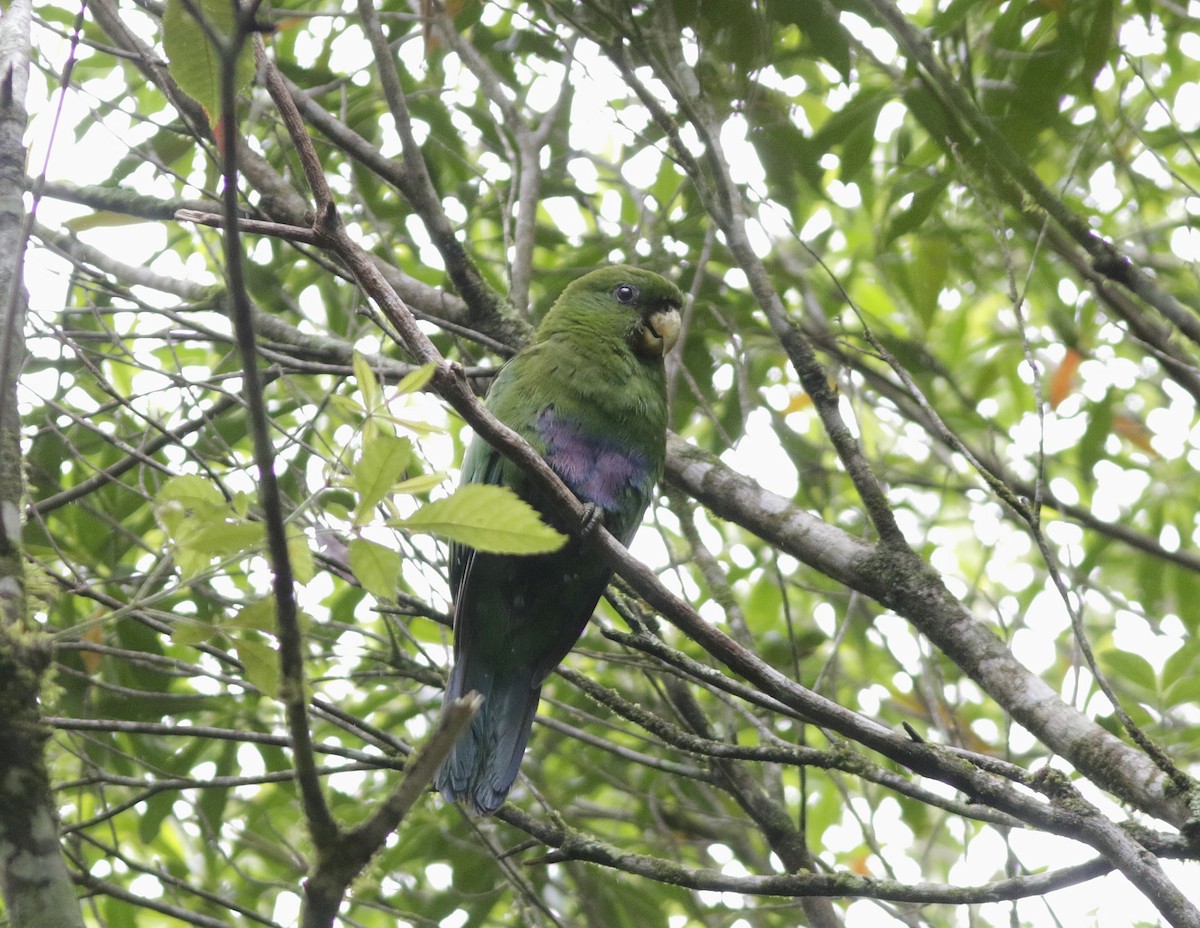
498 803 1191 905
0 0 84 923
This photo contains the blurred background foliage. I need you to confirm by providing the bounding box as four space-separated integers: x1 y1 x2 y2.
19 0 1200 925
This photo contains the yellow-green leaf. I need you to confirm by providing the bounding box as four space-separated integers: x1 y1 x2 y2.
392 471 448 495
228 597 276 632
352 434 412 522
288 531 316 584
161 0 256 119
395 362 437 395
185 520 265 558
156 474 225 513
233 633 280 697
353 351 380 411
64 211 152 232
349 537 401 599
394 484 567 554
172 620 218 648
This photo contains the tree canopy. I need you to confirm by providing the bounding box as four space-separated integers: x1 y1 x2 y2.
5 0 1200 926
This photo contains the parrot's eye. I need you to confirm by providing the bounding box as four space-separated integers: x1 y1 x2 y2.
613 284 639 304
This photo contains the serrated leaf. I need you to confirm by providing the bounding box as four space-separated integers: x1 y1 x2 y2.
174 544 211 580
161 0 256 119
349 537 401 599
352 434 412 521
330 393 364 417
394 484 567 554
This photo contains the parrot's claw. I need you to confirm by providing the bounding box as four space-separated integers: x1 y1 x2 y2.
578 502 602 539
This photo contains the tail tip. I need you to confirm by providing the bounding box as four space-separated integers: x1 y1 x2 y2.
434 770 508 817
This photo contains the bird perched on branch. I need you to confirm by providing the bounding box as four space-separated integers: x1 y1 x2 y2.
434 266 683 815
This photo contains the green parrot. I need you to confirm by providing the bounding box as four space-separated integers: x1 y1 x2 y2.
434 266 684 815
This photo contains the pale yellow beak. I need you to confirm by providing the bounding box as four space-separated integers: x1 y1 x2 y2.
635 307 681 358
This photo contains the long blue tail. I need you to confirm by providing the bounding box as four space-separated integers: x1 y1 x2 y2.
434 661 541 816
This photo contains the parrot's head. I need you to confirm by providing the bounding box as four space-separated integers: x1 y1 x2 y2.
542 265 684 360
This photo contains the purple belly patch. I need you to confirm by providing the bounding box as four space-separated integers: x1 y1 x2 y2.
536 406 649 511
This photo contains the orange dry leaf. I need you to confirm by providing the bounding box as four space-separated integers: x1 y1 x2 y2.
1113 414 1159 457
271 16 306 34
81 622 104 673
783 392 812 415
423 0 471 53
1049 347 1082 409
212 112 229 159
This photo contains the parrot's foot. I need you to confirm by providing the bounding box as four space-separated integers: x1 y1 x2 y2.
578 502 602 539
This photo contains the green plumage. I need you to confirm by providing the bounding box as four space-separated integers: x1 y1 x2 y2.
435 266 684 815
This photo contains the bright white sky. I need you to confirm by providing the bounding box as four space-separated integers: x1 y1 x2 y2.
24 4 1200 927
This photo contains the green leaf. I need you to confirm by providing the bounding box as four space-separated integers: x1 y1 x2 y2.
911 236 950 330
392 471 449 495
156 474 225 513
393 484 567 554
137 791 174 845
1171 566 1200 634
172 620 218 648
1077 394 1115 483
352 434 412 522
1097 649 1157 696
395 362 437 395
233 632 280 697
228 597 277 632
353 350 381 411
1162 639 1200 692
161 0 255 119
288 531 316 584
885 175 951 243
1164 673 1200 710
1083 0 1116 91
186 520 265 558
349 537 401 599
64 211 154 231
